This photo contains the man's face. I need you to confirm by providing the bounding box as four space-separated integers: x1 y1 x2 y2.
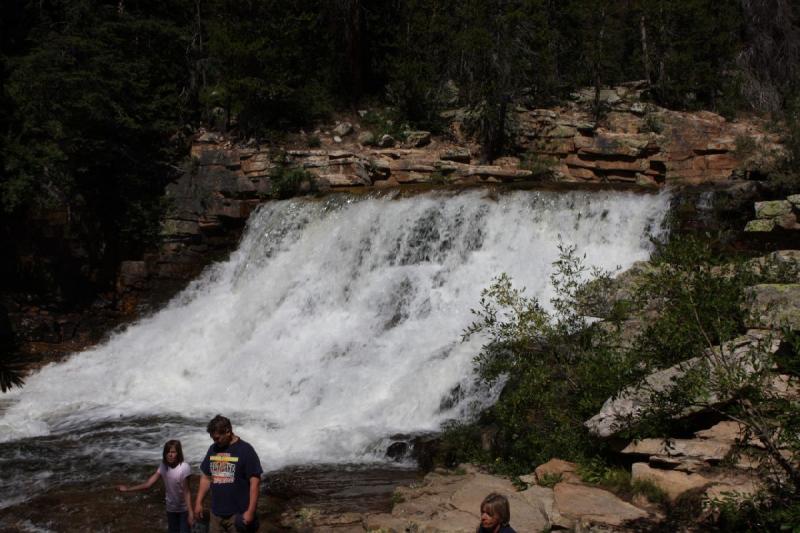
210 429 233 448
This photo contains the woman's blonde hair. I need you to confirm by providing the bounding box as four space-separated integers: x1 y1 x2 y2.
480 492 510 525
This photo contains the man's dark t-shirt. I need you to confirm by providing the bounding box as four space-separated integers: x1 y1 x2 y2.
200 438 263 516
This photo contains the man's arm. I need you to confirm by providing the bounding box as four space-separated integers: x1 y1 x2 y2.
194 474 211 518
243 476 260 524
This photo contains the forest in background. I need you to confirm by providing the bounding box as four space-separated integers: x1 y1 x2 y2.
0 0 798 331
2 3 800 527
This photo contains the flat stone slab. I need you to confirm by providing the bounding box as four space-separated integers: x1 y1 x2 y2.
377 465 550 532
553 482 649 527
631 462 710 501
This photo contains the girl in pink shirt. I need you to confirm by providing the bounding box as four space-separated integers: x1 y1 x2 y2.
118 439 194 533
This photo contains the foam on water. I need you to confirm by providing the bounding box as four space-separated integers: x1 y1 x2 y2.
0 189 669 485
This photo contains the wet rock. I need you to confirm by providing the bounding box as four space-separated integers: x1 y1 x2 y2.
386 441 408 461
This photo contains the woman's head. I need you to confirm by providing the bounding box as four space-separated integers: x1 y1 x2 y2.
162 439 184 467
480 492 510 529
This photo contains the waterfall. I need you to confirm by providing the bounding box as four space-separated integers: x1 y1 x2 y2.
0 189 668 505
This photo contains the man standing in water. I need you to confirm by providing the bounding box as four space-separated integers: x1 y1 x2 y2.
195 415 263 532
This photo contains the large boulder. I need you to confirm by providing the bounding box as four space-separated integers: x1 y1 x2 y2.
585 332 782 438
631 463 710 501
754 200 793 219
744 284 800 330
552 482 649 528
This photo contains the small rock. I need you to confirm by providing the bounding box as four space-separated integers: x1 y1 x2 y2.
440 147 471 163
744 219 776 232
332 122 353 137
333 135 343 143
357 131 376 146
788 194 800 207
377 134 396 148
754 200 792 219
775 212 800 230
535 459 580 484
404 131 431 148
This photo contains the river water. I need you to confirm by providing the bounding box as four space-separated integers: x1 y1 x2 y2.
0 189 669 528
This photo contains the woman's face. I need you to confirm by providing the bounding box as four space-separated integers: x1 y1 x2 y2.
480 506 498 529
166 447 179 466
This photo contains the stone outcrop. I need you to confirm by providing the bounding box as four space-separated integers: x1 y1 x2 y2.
622 420 764 504
744 194 800 232
585 331 782 439
512 83 779 186
110 86 777 315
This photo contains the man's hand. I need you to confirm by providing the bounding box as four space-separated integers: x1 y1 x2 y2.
243 508 255 525
194 503 204 520
187 510 195 526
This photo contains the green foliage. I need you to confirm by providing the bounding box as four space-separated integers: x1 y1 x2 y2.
632 235 753 370
734 134 758 161
641 113 665 134
202 0 335 135
269 155 315 200
537 472 562 488
458 242 633 471
390 492 405 508
706 490 800 532
767 96 800 193
631 479 668 504
519 152 556 179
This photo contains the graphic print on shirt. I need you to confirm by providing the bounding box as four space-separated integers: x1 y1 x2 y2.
210 452 238 484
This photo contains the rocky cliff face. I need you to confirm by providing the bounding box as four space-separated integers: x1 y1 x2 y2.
6 86 780 369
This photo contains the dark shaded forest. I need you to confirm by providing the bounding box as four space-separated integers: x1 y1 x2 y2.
0 0 798 321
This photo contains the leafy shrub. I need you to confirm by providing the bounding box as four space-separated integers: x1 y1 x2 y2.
519 151 556 179
641 113 665 134
537 472 562 488
631 479 668 504
269 154 316 199
455 243 633 472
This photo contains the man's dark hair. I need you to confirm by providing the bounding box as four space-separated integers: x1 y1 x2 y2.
206 414 233 434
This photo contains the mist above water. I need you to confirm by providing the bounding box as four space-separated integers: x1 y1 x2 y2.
0 189 669 505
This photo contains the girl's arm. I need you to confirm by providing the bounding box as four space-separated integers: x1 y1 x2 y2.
117 469 160 492
182 475 194 525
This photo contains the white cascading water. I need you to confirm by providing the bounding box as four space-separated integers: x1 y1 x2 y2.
0 189 669 507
